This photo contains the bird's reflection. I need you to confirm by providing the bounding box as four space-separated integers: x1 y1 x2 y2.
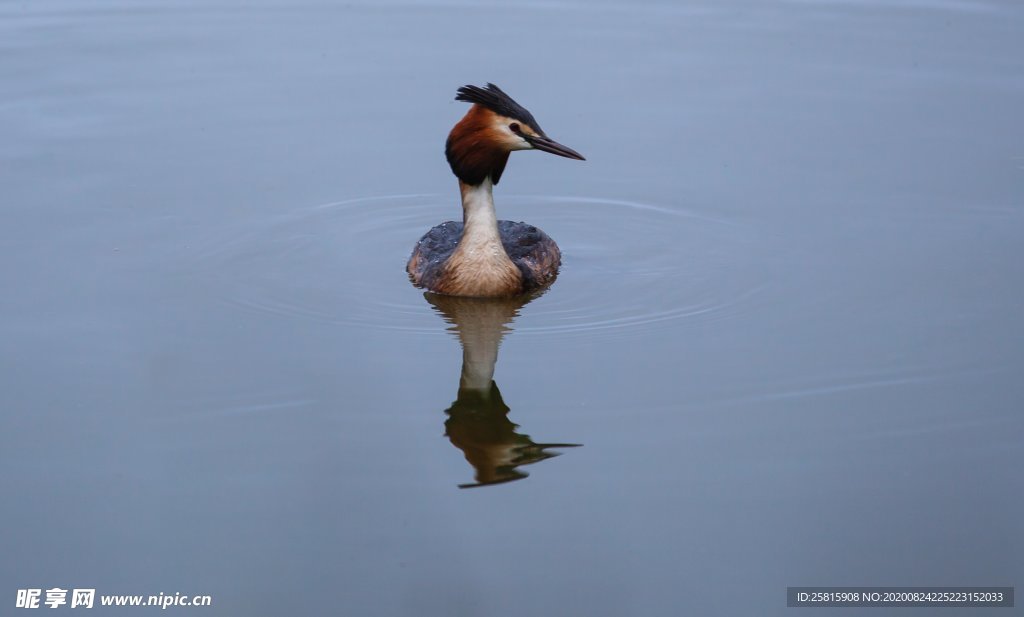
425 292 579 488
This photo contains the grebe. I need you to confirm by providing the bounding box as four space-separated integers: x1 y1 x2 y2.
407 83 585 297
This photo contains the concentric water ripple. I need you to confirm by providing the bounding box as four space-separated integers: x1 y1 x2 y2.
189 194 767 339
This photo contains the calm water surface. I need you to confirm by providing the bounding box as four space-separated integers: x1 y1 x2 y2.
2 0 1022 615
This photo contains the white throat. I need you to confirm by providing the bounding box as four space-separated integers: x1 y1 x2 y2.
460 178 501 248
445 178 520 297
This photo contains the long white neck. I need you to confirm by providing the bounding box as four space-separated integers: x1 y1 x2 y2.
460 179 502 249
445 178 520 297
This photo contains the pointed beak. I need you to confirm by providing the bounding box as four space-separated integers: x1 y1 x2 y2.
526 134 586 160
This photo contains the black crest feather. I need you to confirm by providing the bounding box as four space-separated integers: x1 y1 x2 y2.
455 83 544 135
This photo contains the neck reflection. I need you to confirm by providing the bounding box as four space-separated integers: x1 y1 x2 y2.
425 293 580 488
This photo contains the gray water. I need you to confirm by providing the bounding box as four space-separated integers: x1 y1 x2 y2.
2 1 1022 615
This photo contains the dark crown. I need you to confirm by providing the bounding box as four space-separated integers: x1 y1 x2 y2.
455 83 544 135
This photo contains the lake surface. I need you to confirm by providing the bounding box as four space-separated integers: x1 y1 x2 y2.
2 0 1022 614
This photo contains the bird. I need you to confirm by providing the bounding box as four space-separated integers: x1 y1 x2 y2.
407 83 585 297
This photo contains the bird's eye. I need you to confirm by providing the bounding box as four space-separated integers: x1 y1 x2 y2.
509 123 521 134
